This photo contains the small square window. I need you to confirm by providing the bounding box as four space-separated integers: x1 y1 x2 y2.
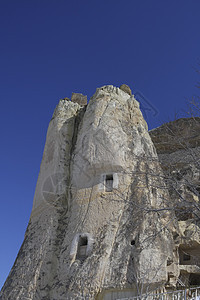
105 174 113 192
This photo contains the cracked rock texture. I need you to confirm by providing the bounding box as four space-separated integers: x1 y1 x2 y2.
2 86 196 300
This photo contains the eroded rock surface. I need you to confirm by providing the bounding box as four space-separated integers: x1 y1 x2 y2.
71 92 87 106
150 118 200 288
2 86 196 299
119 84 132 96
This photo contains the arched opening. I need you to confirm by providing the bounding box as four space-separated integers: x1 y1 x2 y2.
131 240 135 246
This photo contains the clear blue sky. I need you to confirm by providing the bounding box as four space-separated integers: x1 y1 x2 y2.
1 0 200 289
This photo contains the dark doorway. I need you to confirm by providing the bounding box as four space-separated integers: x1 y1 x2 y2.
105 174 113 192
76 236 88 260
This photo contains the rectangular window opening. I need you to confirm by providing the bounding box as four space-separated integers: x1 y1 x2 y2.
105 174 113 192
76 236 88 260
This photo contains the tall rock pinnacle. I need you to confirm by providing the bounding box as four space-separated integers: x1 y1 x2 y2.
1 86 178 299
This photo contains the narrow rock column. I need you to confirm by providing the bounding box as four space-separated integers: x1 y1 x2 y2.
0 99 84 300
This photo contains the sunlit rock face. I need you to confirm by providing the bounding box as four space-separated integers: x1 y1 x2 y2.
1 86 176 300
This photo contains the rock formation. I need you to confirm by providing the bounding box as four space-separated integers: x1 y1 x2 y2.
150 118 200 288
1 86 200 299
119 84 132 96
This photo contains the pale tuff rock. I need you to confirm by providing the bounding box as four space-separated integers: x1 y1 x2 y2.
1 86 199 299
1 98 85 300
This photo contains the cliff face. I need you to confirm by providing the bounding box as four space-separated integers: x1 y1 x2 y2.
2 86 199 300
150 118 200 289
150 117 200 154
